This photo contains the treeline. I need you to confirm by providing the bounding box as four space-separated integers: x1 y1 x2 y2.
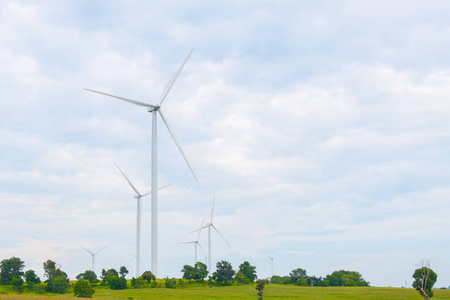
270 268 370 287
1 256 370 298
0 257 71 294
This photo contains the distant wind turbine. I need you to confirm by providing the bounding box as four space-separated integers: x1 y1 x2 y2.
265 255 274 277
81 246 107 273
85 48 197 276
114 163 170 277
179 217 207 264
193 194 231 272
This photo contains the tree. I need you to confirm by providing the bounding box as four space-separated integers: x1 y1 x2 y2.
270 275 282 284
255 279 266 300
193 262 208 281
108 275 127 290
101 268 118 285
119 266 129 278
181 265 195 281
43 260 69 294
212 260 235 286
24 270 41 286
238 261 257 282
43 260 56 281
131 277 145 289
11 277 24 292
412 262 438 300
290 268 307 284
325 270 369 287
234 271 248 284
76 270 99 285
73 279 95 298
141 271 156 283
0 257 25 285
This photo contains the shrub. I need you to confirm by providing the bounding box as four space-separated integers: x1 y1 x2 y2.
73 279 95 298
164 277 177 288
131 277 145 289
108 276 127 290
141 271 156 283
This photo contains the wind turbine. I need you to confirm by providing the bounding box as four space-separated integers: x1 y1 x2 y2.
193 194 231 273
114 163 170 277
85 48 197 276
179 217 207 264
81 246 107 273
265 255 274 277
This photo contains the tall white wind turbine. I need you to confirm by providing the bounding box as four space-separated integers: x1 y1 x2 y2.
179 217 206 264
193 194 231 273
85 49 197 276
114 163 170 277
81 246 106 273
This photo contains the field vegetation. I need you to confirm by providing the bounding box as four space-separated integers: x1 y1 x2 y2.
2 283 450 300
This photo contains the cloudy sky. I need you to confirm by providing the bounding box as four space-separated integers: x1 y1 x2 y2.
1 0 450 288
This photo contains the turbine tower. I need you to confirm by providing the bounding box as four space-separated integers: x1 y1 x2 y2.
193 194 230 272
179 218 206 264
81 246 106 273
85 49 197 276
114 163 170 277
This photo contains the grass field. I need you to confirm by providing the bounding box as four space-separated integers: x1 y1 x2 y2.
1 284 450 300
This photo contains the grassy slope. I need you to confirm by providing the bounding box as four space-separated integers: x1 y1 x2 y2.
1 285 450 300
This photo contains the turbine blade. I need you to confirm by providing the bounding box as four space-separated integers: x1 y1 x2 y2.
95 245 107 255
197 242 207 257
196 217 206 241
141 184 172 197
81 246 94 255
158 109 198 182
84 88 156 108
190 224 210 233
178 241 196 244
158 48 194 106
210 193 215 223
114 163 142 197
211 224 231 248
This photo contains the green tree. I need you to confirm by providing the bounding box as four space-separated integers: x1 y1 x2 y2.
325 270 369 287
0 257 25 285
193 262 208 281
43 260 69 294
255 279 266 300
24 270 41 286
181 265 195 281
238 261 257 282
270 275 282 284
76 270 99 285
108 275 127 290
131 277 145 288
212 260 235 286
11 277 24 292
73 279 95 298
101 269 118 285
290 268 307 284
43 260 56 281
412 263 438 300
119 266 129 277
234 271 248 284
141 271 156 283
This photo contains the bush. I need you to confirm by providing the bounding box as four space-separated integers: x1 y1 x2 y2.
48 277 69 294
131 277 145 289
11 277 24 292
108 276 127 290
164 277 177 288
141 271 156 283
73 279 95 298
32 284 45 294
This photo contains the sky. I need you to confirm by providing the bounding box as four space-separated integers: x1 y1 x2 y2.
1 0 450 288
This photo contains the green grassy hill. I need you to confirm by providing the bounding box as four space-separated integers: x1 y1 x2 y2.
2 284 450 299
